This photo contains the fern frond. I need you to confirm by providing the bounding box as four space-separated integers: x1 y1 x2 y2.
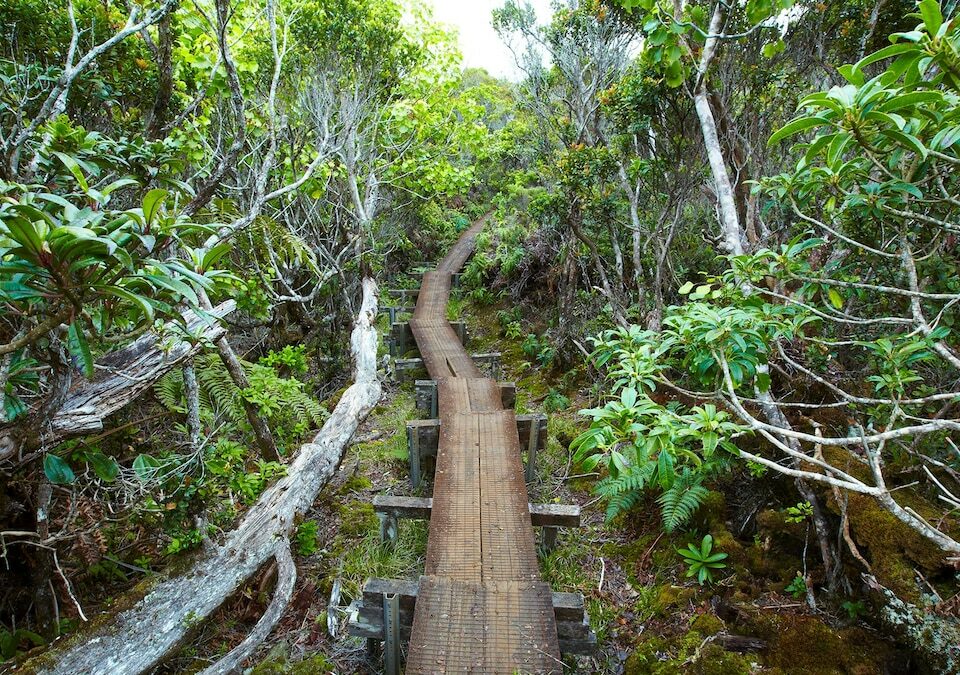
657 469 708 532
155 370 185 413
595 462 655 522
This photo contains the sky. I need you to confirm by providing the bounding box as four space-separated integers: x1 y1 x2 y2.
421 0 553 80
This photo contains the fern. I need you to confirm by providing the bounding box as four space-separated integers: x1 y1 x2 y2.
155 370 186 413
657 469 709 532
154 352 328 446
595 462 655 522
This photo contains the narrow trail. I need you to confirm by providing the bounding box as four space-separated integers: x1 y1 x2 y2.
404 220 561 673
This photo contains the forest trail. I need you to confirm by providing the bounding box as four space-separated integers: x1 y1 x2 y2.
404 220 561 673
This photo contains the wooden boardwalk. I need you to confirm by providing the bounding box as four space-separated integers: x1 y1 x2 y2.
405 222 561 673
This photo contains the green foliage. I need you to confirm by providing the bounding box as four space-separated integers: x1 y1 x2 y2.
543 388 570 413
259 345 309 376
657 470 710 533
784 501 814 524
521 333 556 367
155 352 327 452
294 520 320 556
0 627 45 662
785 572 808 599
572 363 740 529
677 534 728 585
841 600 867 620
613 0 794 88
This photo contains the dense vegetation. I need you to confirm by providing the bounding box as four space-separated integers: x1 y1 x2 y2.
1 0 959 672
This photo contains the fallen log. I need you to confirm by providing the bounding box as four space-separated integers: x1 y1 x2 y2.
0 301 236 463
22 278 381 674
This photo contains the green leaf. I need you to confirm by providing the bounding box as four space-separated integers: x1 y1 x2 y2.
678 281 694 295
756 370 771 393
44 454 75 484
621 387 638 409
881 129 927 158
99 286 155 322
762 39 786 59
68 321 94 378
769 116 828 146
53 151 89 192
855 42 918 71
133 454 161 482
918 0 943 37
142 189 168 227
827 288 844 309
87 451 119 482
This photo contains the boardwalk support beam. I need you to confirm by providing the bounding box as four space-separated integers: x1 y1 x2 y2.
348 577 597 656
372 495 579 552
395 352 500 382
404 414 546 488
383 593 401 675
415 379 515 416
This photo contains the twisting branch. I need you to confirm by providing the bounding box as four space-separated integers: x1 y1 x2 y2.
3 0 178 177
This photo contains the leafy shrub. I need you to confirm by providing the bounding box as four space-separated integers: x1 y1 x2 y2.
522 333 555 367
785 572 808 599
544 389 570 413
295 520 320 556
677 534 728 585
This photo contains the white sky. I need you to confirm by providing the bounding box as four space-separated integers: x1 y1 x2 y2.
420 0 553 80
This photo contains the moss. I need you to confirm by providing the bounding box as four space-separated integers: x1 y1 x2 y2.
835 491 946 601
745 612 895 674
339 473 372 494
251 644 335 674
624 629 754 675
336 500 377 538
652 585 696 614
690 612 725 635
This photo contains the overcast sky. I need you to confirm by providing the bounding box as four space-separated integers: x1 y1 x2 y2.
421 0 553 80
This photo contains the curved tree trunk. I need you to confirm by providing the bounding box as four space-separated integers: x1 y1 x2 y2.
25 279 381 675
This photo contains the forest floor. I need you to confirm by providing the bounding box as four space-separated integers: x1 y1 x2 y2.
235 275 910 675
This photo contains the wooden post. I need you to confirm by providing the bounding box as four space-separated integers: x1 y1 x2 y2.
393 322 407 357
525 415 540 483
542 526 559 552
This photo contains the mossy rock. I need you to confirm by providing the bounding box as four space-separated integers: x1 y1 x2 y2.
337 500 377 538
745 612 895 674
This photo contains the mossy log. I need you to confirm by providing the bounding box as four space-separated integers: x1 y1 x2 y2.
22 279 382 675
0 301 236 462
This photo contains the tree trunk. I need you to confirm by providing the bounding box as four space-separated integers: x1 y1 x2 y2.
690 4 747 256
26 278 381 675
